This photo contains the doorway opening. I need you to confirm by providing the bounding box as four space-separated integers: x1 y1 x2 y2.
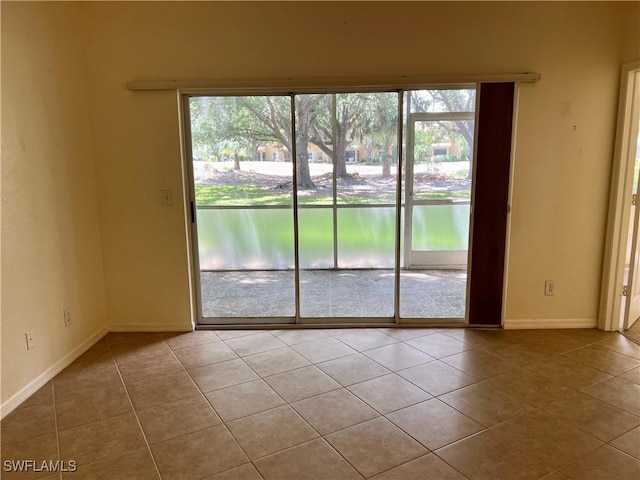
185 88 478 325
621 75 640 333
600 61 640 334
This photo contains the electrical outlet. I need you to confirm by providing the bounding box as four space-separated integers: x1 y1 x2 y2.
545 280 555 296
25 331 35 351
64 307 72 326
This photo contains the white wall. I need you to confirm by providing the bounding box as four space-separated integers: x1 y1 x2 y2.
622 7 640 63
82 1 638 328
1 2 108 407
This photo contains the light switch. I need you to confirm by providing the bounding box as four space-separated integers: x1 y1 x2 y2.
161 189 173 206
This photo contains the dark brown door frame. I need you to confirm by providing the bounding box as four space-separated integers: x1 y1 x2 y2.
468 82 515 326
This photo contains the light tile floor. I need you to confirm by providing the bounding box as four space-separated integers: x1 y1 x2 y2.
2 328 640 479
623 316 640 346
200 270 467 319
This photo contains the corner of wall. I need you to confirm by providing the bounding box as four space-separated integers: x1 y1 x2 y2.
1 1 109 414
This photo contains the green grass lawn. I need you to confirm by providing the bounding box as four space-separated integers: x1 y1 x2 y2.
196 185 292 206
195 184 469 206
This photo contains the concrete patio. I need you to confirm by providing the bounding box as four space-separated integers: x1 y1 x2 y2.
200 270 467 320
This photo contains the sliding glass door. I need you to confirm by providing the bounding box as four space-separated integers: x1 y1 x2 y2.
186 87 478 325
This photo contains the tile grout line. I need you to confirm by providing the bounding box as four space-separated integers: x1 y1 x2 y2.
398 342 608 440
371 451 471 480
429 418 561 478
50 380 63 480
325 337 489 407
10 329 637 479
607 424 640 447
593 337 640 360
604 442 640 461
488 405 609 473
220 345 370 477
101 335 620 427
128 334 254 457
107 340 165 480
219 332 514 478
542 390 640 431
217 335 503 429
558 346 640 375
179 343 270 479
161 333 239 432
578 377 640 417
45 341 640 472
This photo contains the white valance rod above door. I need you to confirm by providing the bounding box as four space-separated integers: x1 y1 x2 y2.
126 72 541 92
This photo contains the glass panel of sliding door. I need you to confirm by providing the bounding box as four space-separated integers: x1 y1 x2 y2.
400 89 476 320
296 94 335 318
189 96 295 322
296 92 400 320
335 92 399 319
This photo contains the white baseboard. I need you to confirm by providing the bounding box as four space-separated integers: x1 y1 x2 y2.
1 322 192 419
108 322 193 332
1 326 109 420
503 318 598 329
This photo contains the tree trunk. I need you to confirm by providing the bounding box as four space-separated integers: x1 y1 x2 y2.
335 123 348 178
294 103 316 189
296 142 314 188
234 152 241 171
459 129 474 180
382 150 392 178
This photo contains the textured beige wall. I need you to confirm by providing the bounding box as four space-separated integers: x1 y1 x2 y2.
82 1 635 326
1 2 107 404
622 2 640 63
